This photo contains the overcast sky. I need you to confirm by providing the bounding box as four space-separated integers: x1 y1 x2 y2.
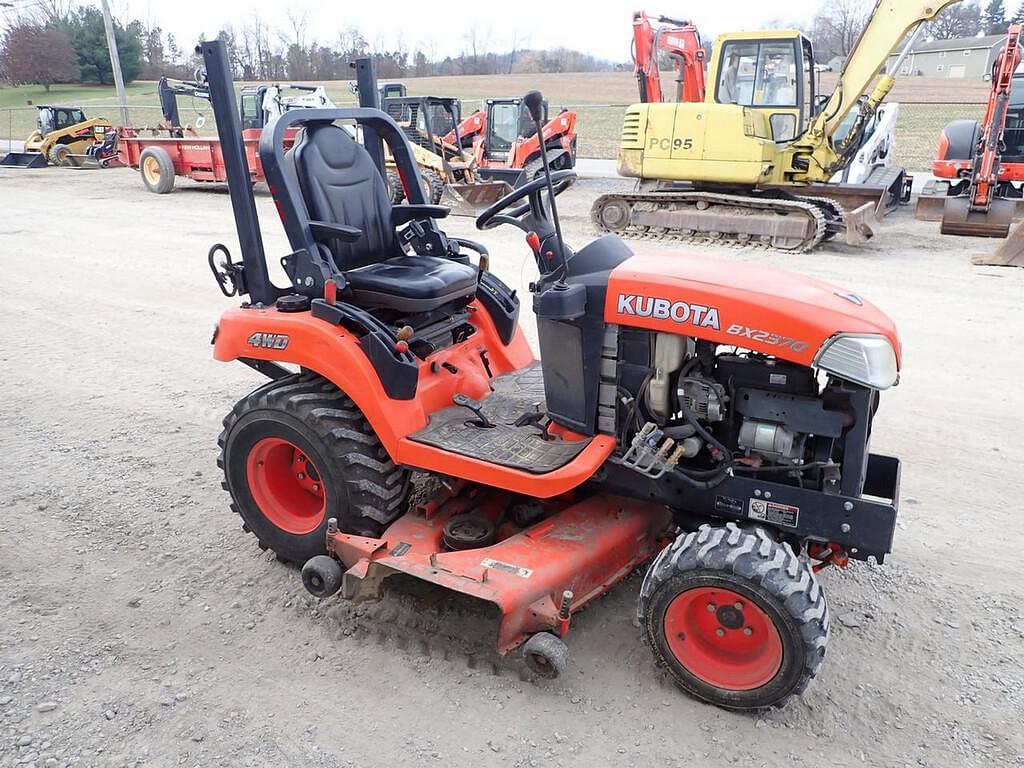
116 0 830 61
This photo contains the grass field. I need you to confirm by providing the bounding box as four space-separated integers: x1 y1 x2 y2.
0 73 987 170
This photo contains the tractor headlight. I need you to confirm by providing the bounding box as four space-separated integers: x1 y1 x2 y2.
814 334 899 390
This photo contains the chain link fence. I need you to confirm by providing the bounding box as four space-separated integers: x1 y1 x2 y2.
2 100 985 172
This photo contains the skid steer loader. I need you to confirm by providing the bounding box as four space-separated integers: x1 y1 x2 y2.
1 105 113 168
380 95 511 215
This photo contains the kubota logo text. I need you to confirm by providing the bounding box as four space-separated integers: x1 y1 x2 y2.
616 294 721 330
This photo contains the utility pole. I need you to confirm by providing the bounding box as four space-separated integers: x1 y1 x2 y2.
99 0 130 126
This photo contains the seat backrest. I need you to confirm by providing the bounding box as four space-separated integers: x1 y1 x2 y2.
291 123 396 271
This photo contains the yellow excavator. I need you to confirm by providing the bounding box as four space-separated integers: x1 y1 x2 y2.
592 0 963 251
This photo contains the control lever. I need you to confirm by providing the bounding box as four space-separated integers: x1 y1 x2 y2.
513 405 552 440
452 394 495 428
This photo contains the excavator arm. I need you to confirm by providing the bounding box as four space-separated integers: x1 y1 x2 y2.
969 24 1022 209
632 10 706 103
157 76 211 137
794 0 964 180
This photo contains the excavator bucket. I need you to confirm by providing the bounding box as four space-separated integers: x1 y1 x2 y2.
440 181 513 216
973 219 1024 266
940 196 1015 238
843 202 876 246
0 151 46 168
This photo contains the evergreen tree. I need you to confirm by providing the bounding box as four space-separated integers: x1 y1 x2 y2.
984 0 1008 34
62 7 142 85
1012 1 1024 23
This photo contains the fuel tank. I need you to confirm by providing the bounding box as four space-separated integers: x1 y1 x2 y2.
605 251 901 369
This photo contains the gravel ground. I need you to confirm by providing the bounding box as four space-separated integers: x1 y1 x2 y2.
1 166 1023 768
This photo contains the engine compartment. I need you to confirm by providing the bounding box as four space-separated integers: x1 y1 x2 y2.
623 329 861 492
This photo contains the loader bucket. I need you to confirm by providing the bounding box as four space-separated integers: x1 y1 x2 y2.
843 202 876 246
940 196 1015 238
0 151 46 168
973 219 1024 267
914 195 948 222
440 181 513 217
477 167 528 188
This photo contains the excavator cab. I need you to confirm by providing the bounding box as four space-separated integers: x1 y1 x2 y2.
710 31 816 142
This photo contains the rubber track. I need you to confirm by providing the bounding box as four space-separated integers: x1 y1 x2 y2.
591 191 829 252
638 522 829 704
217 372 411 552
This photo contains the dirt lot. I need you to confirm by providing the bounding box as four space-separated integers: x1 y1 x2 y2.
1 166 1023 768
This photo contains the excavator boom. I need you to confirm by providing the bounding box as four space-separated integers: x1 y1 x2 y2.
796 0 964 179
632 11 706 103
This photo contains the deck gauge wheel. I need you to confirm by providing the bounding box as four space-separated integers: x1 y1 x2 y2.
523 632 569 679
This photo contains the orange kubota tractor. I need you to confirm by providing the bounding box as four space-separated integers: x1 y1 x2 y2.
631 10 706 103
199 40 905 711
444 97 577 187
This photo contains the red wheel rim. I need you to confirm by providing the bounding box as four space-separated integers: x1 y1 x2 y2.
245 437 326 535
663 586 783 691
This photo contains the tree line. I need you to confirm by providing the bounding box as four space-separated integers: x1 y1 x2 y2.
0 4 620 92
810 0 1024 62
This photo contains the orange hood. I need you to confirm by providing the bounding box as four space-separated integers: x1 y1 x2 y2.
605 251 902 370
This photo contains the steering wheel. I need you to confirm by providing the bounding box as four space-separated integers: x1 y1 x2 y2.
475 170 576 232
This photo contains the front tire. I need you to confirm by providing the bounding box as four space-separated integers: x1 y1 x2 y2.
420 168 445 204
639 523 828 711
218 373 410 564
48 144 71 167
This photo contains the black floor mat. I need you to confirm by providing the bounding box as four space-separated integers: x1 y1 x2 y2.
410 364 591 474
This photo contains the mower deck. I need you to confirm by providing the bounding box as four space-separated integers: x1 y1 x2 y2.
327 488 672 653
410 364 591 473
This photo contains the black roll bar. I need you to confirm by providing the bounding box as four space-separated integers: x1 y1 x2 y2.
197 39 279 307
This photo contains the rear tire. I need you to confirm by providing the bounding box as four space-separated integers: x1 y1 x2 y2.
139 146 175 194
218 373 410 564
638 523 828 711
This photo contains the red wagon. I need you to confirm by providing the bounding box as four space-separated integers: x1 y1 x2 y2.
117 127 296 194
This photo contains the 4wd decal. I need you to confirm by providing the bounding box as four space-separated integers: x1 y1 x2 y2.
616 294 721 330
247 332 289 350
726 324 809 353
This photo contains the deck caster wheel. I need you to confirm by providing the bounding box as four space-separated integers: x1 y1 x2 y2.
639 523 829 711
302 555 343 598
523 632 568 679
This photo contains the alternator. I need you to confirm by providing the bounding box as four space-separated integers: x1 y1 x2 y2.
678 377 726 422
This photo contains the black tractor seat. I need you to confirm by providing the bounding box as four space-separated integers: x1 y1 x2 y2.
345 254 478 313
289 121 477 314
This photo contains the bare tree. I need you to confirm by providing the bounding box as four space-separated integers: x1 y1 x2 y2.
812 0 873 61
930 1 983 38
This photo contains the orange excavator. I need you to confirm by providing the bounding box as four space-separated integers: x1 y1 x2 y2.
443 98 577 187
918 23 1023 241
631 10 706 103
917 24 1024 265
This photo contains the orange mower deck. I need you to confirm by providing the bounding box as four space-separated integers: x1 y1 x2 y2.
326 483 673 653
